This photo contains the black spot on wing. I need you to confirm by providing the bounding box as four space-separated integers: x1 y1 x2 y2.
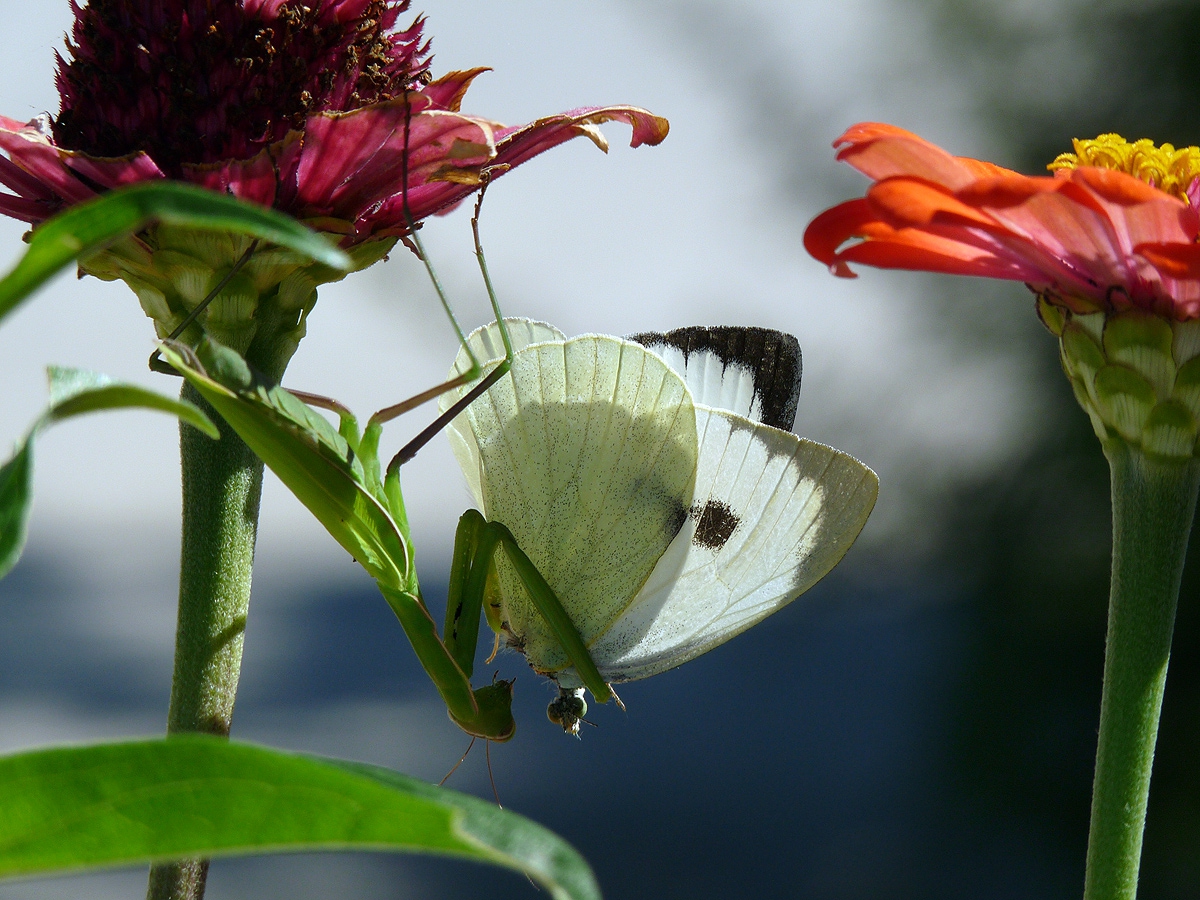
628 326 802 432
690 499 740 551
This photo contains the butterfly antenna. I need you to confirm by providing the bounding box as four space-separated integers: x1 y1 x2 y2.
148 239 259 374
439 736 476 786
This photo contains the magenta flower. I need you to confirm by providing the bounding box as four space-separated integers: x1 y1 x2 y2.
0 1 668 358
2 1 666 241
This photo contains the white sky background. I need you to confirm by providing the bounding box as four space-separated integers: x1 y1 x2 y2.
0 1 1050 593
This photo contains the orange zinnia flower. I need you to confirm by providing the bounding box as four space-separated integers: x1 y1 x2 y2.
804 122 1200 322
807 124 1200 900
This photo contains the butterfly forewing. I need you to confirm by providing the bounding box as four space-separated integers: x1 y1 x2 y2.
446 329 699 673
629 326 802 431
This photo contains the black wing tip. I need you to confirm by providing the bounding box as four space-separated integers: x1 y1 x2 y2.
628 326 802 432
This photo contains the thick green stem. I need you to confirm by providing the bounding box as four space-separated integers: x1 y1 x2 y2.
1083 442 1200 900
146 381 266 900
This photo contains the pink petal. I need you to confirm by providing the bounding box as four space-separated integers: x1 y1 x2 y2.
491 105 670 165
420 68 491 112
288 100 495 220
0 117 95 206
360 105 669 238
63 151 164 190
182 145 282 207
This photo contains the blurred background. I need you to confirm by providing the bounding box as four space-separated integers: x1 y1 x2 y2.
1 0 1198 897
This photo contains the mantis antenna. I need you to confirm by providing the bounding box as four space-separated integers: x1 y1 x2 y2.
367 96 516 468
383 174 514 474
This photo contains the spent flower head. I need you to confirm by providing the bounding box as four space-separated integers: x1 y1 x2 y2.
804 124 1200 460
0 1 668 369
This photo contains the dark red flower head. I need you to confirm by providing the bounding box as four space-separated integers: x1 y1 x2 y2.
0 2 669 368
54 0 431 172
0 2 668 246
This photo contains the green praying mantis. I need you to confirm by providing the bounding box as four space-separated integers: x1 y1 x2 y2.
162 191 614 743
163 184 878 744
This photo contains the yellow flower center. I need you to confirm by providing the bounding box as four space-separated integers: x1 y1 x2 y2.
1049 133 1200 202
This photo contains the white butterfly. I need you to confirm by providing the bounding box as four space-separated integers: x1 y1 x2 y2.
440 319 878 731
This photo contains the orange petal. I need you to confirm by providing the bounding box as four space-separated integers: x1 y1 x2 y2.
834 122 1020 191
1071 166 1180 206
803 198 876 276
835 227 1041 280
867 177 1001 231
1136 242 1200 278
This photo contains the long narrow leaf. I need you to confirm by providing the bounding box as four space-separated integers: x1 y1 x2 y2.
0 181 352 324
0 442 33 578
0 737 599 900
44 366 218 437
0 368 216 579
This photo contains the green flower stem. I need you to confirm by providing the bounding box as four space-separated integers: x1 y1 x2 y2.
146 381 267 900
1084 441 1200 900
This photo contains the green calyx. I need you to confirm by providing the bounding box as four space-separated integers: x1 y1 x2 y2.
80 221 395 361
1039 296 1200 459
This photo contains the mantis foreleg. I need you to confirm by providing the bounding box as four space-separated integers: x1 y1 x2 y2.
447 510 613 705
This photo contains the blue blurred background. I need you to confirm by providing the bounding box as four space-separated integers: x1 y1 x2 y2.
1 0 1199 897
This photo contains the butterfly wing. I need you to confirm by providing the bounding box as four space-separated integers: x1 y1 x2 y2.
440 318 567 510
570 405 878 684
629 326 801 430
445 328 699 673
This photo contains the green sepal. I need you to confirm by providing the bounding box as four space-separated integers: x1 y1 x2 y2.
1103 310 1176 398
161 339 410 589
0 367 217 579
1093 364 1157 442
0 736 593 899
0 181 352 326
1142 399 1198 460
1036 293 1067 336
1172 355 1200 420
1061 319 1107 385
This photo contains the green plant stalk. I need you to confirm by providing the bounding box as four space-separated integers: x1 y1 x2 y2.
146 381 267 900
1083 441 1200 900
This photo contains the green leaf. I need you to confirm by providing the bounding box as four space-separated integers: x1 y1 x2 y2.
162 341 411 589
0 736 600 900
44 367 219 438
0 181 353 325
0 368 217 579
0 441 33 579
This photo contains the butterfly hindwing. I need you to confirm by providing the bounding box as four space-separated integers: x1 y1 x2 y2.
575 406 878 685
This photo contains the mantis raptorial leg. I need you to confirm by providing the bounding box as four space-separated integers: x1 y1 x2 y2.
445 510 614 706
